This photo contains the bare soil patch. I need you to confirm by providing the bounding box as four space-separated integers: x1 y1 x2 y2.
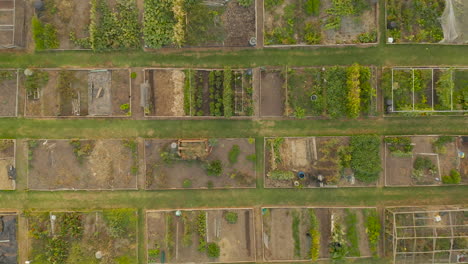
146 208 255 264
26 209 138 263
145 138 256 189
384 136 466 186
27 139 138 190
145 69 185 116
262 207 376 262
260 69 285 117
21 69 130 117
0 70 17 116
222 0 256 47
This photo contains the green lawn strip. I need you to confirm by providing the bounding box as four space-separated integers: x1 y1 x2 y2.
0 117 466 139
2 186 464 210
1 43 468 68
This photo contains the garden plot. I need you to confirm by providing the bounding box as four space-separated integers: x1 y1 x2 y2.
386 0 468 44
382 67 468 115
143 0 256 49
27 209 138 264
0 139 16 190
260 65 377 118
384 206 467 264
21 69 131 117
27 139 139 190
146 208 255 263
262 207 380 262
0 70 17 117
384 135 467 186
144 138 256 189
264 136 382 188
143 68 254 117
30 0 141 51
0 0 26 48
0 212 18 264
264 0 378 46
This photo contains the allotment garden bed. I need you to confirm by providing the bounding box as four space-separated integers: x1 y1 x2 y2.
264 0 378 46
146 208 255 263
143 0 256 49
27 139 139 190
262 207 380 261
0 212 18 264
143 68 254 117
384 135 467 186
0 70 17 117
30 0 141 51
0 139 16 190
384 206 468 263
21 69 131 117
145 138 256 189
260 65 377 118
386 0 468 44
264 136 382 188
26 209 138 264
382 67 468 115
0 0 26 48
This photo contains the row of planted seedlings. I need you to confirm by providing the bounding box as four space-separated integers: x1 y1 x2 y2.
264 135 467 188
21 68 132 118
264 0 379 46
143 68 254 118
260 64 377 118
381 67 468 115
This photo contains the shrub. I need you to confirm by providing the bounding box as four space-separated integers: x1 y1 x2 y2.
237 0 254 7
228 145 240 164
206 160 223 176
442 169 461 184
357 31 377 43
432 136 454 154
304 22 322 44
207 242 220 258
225 212 238 224
183 179 192 188
32 16 59 51
268 170 295 180
294 106 306 118
120 103 130 111
350 135 381 183
413 156 435 171
305 0 320 16
130 72 137 79
148 246 160 261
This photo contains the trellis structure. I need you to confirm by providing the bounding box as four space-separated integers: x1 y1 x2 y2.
390 67 468 113
386 207 468 264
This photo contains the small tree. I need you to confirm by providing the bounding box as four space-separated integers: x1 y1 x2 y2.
206 160 223 176
207 242 220 258
442 169 461 184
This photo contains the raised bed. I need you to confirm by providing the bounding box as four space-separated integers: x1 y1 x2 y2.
146 208 255 263
26 209 138 263
143 0 256 49
264 136 382 188
30 0 141 51
0 70 18 117
384 135 468 186
385 0 468 44
264 0 378 46
0 139 16 190
20 68 131 118
144 138 256 189
143 68 254 118
382 67 468 115
260 65 377 118
262 207 380 262
384 207 468 263
27 139 139 190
